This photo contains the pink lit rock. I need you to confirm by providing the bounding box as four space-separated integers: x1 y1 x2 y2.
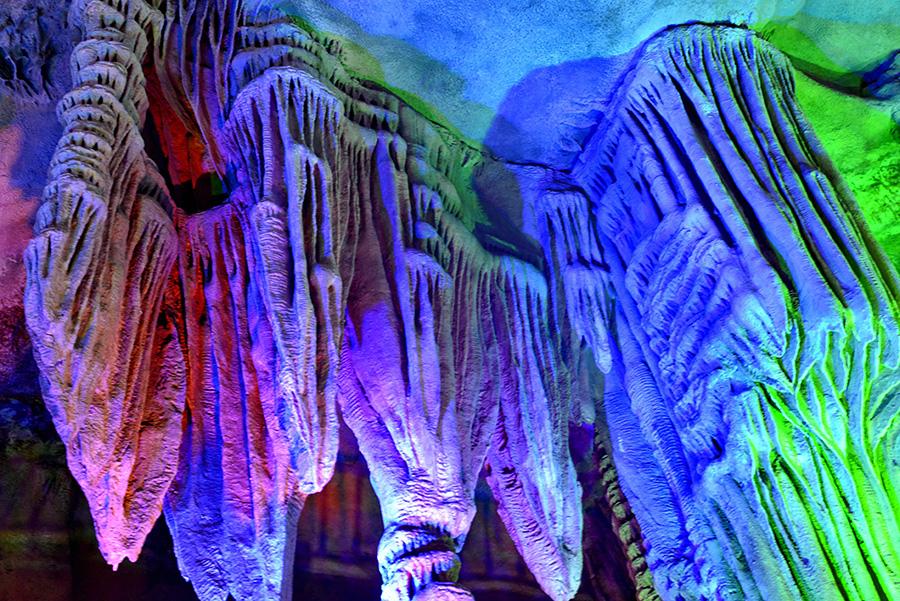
23 0 184 566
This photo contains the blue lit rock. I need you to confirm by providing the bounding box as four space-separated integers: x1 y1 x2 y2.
555 24 900 601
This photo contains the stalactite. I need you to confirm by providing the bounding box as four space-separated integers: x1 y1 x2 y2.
479 259 581 601
532 186 611 373
223 68 347 494
330 120 490 601
23 0 184 567
163 204 304 601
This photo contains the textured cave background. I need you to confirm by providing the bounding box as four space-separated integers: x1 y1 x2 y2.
0 0 898 600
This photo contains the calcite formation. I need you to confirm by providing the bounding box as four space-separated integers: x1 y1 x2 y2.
562 27 900 600
9 1 898 601
24 0 184 566
25 1 581 599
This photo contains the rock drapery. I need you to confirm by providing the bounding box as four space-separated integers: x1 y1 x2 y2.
14 1 898 601
25 1 581 599
562 26 899 600
24 0 184 566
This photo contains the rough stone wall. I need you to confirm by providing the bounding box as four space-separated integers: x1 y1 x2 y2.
0 0 74 397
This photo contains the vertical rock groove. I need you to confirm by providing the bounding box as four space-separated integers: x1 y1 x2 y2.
24 0 183 568
164 204 305 601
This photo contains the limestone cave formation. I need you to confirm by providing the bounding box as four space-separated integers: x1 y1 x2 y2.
0 1 897 600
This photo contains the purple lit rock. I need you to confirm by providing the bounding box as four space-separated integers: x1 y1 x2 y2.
164 204 305 601
21 2 586 598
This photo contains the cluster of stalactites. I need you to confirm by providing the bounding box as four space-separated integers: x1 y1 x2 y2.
29 4 896 601
24 2 588 601
531 186 612 374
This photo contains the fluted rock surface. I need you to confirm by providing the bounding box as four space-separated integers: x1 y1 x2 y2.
24 2 587 600
557 25 900 601
163 205 306 601
24 0 184 566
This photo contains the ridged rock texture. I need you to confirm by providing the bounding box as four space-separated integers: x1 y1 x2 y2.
17 1 899 600
24 0 184 566
559 26 899 601
26 1 582 600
